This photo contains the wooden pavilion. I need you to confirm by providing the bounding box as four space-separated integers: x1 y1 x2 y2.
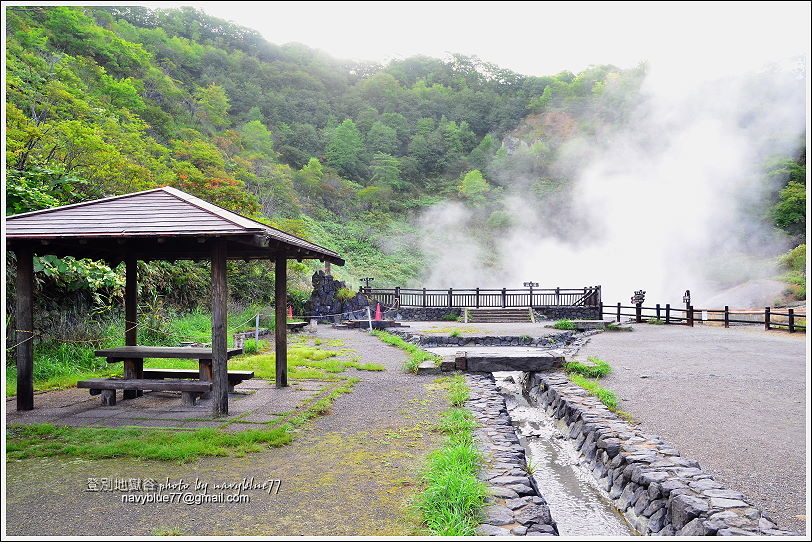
5 186 344 415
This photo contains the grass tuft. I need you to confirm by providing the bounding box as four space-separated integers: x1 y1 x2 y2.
568 373 619 411
564 356 612 378
552 319 575 330
370 330 441 372
414 375 485 536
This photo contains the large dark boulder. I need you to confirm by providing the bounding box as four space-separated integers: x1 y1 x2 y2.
305 271 370 321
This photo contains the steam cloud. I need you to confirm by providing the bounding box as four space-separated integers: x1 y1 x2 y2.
416 58 806 307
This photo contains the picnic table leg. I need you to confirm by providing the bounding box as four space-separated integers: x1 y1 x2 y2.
123 359 144 399
199 359 213 399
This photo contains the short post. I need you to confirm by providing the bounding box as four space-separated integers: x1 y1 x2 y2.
724 306 729 328
764 307 770 330
556 287 561 306
366 306 373 332
635 303 642 323
656 303 661 320
448 288 453 308
665 303 671 324
475 287 480 308
688 305 694 327
422 287 427 308
394 286 400 308
788 308 795 333
616 302 621 322
254 313 260 347
501 288 507 308
599 302 604 319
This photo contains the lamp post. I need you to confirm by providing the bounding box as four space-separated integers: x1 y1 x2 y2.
359 277 374 293
523 281 539 307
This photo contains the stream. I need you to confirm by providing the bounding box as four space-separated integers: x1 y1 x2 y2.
493 371 634 536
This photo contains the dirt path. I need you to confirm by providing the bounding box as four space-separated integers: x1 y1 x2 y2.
5 327 448 536
577 323 807 534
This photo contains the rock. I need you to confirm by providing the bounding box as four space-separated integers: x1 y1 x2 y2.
702 489 746 500
478 524 512 536
487 486 519 499
489 475 531 486
679 518 710 535
508 483 535 495
758 517 777 531
647 507 667 533
504 498 529 510
515 504 553 525
484 504 514 526
689 478 724 491
709 497 749 509
511 526 528 535
670 494 709 530
643 498 666 517
717 527 758 536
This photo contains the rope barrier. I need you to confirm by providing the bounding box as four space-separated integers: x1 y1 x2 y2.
5 301 402 351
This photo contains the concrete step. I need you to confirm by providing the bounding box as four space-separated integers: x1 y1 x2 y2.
466 308 533 323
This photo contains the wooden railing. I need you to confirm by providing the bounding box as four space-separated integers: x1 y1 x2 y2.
360 285 601 308
602 303 806 333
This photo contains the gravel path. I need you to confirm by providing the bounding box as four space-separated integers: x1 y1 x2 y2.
5 326 448 536
577 324 807 534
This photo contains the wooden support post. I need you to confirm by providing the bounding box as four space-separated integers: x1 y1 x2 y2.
666 304 671 324
210 239 229 416
501 288 506 308
124 258 140 399
448 288 453 308
475 287 480 308
529 285 534 307
688 305 694 327
788 308 795 333
422 287 427 308
556 287 561 306
724 306 729 328
616 302 621 322
275 255 288 388
394 286 400 308
15 246 34 411
599 302 603 319
764 307 770 330
635 303 642 323
656 303 661 320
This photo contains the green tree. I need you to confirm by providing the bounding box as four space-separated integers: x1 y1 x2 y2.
457 169 490 204
325 118 366 181
366 121 398 155
194 83 230 130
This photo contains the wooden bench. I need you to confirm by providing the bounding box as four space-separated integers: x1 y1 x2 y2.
287 321 308 332
142 369 254 392
77 378 212 406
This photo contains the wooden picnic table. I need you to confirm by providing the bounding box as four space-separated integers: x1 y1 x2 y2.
93 346 245 400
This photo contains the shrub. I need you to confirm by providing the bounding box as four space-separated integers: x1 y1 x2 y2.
552 319 575 330
441 313 460 321
336 288 356 302
449 330 461 338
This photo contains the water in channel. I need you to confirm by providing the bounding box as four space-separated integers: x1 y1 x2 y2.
493 371 635 537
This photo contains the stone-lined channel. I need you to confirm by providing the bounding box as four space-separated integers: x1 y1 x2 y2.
495 371 634 536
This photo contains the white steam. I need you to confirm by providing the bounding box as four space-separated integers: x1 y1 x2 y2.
416 59 806 307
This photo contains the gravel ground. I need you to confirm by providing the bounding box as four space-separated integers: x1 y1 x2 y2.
577 323 807 534
5 326 448 536
405 320 562 337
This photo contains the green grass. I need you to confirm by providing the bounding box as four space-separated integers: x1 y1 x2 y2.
646 318 665 325
371 330 442 372
449 330 462 338
5 308 275 396
568 373 619 411
552 319 575 330
441 313 461 322
414 375 485 536
564 356 613 378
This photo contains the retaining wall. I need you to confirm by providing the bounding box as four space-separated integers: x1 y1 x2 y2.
523 373 795 536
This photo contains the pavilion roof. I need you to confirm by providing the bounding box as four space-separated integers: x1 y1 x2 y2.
5 186 344 264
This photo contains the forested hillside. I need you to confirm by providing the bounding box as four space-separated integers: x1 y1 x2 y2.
5 5 806 316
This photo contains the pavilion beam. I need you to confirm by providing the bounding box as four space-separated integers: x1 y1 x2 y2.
275 254 288 388
15 245 34 411
210 239 229 416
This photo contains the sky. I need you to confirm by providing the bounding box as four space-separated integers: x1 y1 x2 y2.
149 0 811 76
